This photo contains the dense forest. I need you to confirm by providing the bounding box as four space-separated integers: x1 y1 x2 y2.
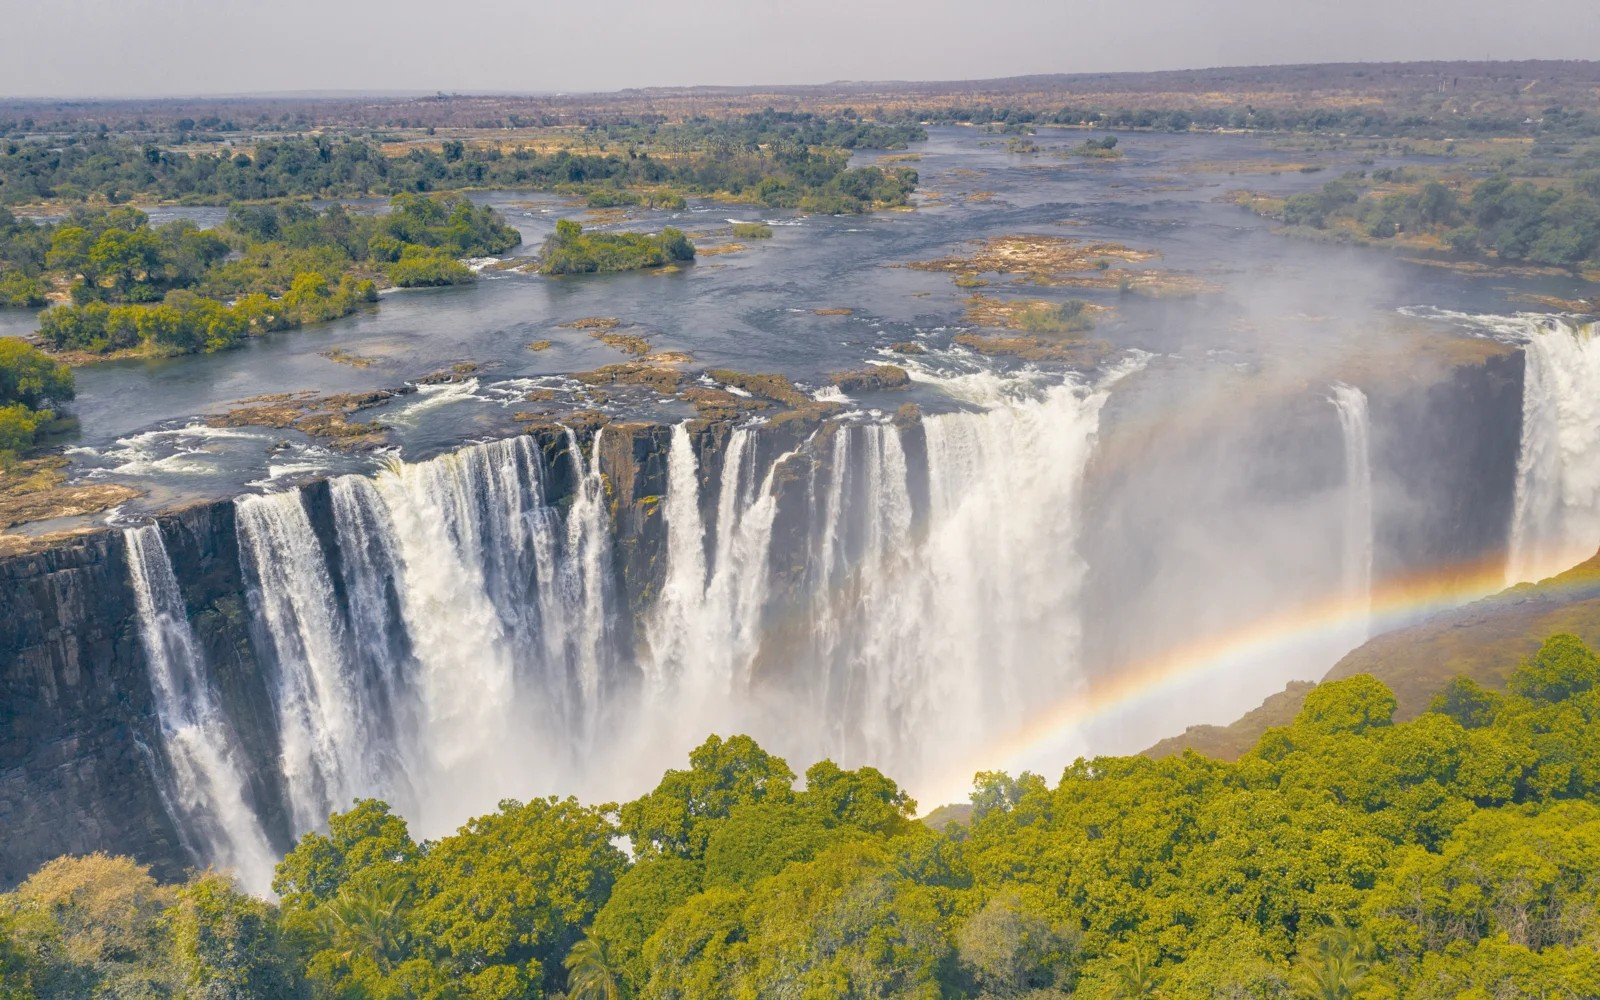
1244 168 1600 268
0 131 917 215
3 634 1600 998
0 194 519 359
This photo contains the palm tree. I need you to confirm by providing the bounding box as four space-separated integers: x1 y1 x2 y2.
315 879 410 972
1295 924 1375 1000
1108 944 1163 997
564 931 623 1000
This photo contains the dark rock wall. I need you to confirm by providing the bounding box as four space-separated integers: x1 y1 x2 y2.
0 530 186 885
1367 348 1525 584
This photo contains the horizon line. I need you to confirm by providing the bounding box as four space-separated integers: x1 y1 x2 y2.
4 57 1599 106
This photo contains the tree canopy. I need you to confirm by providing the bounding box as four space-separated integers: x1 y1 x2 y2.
6 635 1600 998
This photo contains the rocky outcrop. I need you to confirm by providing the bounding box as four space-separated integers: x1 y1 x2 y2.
0 529 185 885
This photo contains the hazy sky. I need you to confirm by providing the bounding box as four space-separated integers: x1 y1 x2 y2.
4 0 1599 99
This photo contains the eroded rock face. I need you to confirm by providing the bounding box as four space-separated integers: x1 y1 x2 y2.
0 529 185 885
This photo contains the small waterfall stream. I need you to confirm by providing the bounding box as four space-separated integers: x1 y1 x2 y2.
124 525 278 894
1331 383 1374 634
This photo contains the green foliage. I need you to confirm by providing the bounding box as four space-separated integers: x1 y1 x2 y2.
564 931 623 1000
0 338 72 410
1509 632 1600 703
730 222 773 239
13 636 1600 998
0 338 71 460
1266 169 1600 267
540 221 695 275
0 270 45 307
387 246 474 287
1429 675 1503 728
1293 673 1397 734
36 273 376 357
273 798 420 910
1013 298 1094 334
589 857 704 993
10 194 511 360
171 872 303 998
0 115 924 208
618 733 796 858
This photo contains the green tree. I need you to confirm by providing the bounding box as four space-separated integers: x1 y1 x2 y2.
1105 944 1163 998
1510 634 1600 703
1428 674 1502 729
273 798 420 911
171 872 303 999
564 931 623 1000
1294 675 1397 735
1293 925 1373 1000
412 796 626 995
619 734 797 859
313 880 410 973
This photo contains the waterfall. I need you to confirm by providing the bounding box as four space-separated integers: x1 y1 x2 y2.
124 525 277 894
646 427 792 699
1508 317 1600 584
231 430 620 836
236 492 378 834
646 423 710 695
141 370 1119 855
1331 384 1373 630
638 375 1114 786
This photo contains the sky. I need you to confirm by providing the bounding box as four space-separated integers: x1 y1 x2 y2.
3 0 1599 99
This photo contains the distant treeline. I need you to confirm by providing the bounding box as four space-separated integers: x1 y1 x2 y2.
0 115 920 213
580 109 927 151
909 103 1600 138
1266 168 1600 267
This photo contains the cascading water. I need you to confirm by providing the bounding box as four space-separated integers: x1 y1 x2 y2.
1331 383 1373 632
124 524 277 894
638 370 1118 786
228 432 618 840
141 372 1126 877
1508 316 1600 584
236 492 379 834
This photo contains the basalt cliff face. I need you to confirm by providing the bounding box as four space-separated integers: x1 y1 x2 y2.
0 347 1532 888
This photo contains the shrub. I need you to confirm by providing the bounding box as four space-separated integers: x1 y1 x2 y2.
387 247 474 287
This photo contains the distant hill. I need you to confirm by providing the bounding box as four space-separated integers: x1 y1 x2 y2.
5 60 1598 133
1144 548 1600 761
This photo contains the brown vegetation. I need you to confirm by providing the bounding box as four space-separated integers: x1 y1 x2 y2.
0 456 140 531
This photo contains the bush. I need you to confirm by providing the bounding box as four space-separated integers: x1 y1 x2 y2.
0 337 74 408
0 270 46 307
732 222 773 239
387 246 475 287
0 401 47 461
1015 299 1094 334
539 221 695 275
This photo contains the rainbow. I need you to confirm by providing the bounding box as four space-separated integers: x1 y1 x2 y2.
920 552 1559 810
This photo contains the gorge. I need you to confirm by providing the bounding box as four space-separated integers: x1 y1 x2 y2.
3 121 1600 904
5 312 1596 893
